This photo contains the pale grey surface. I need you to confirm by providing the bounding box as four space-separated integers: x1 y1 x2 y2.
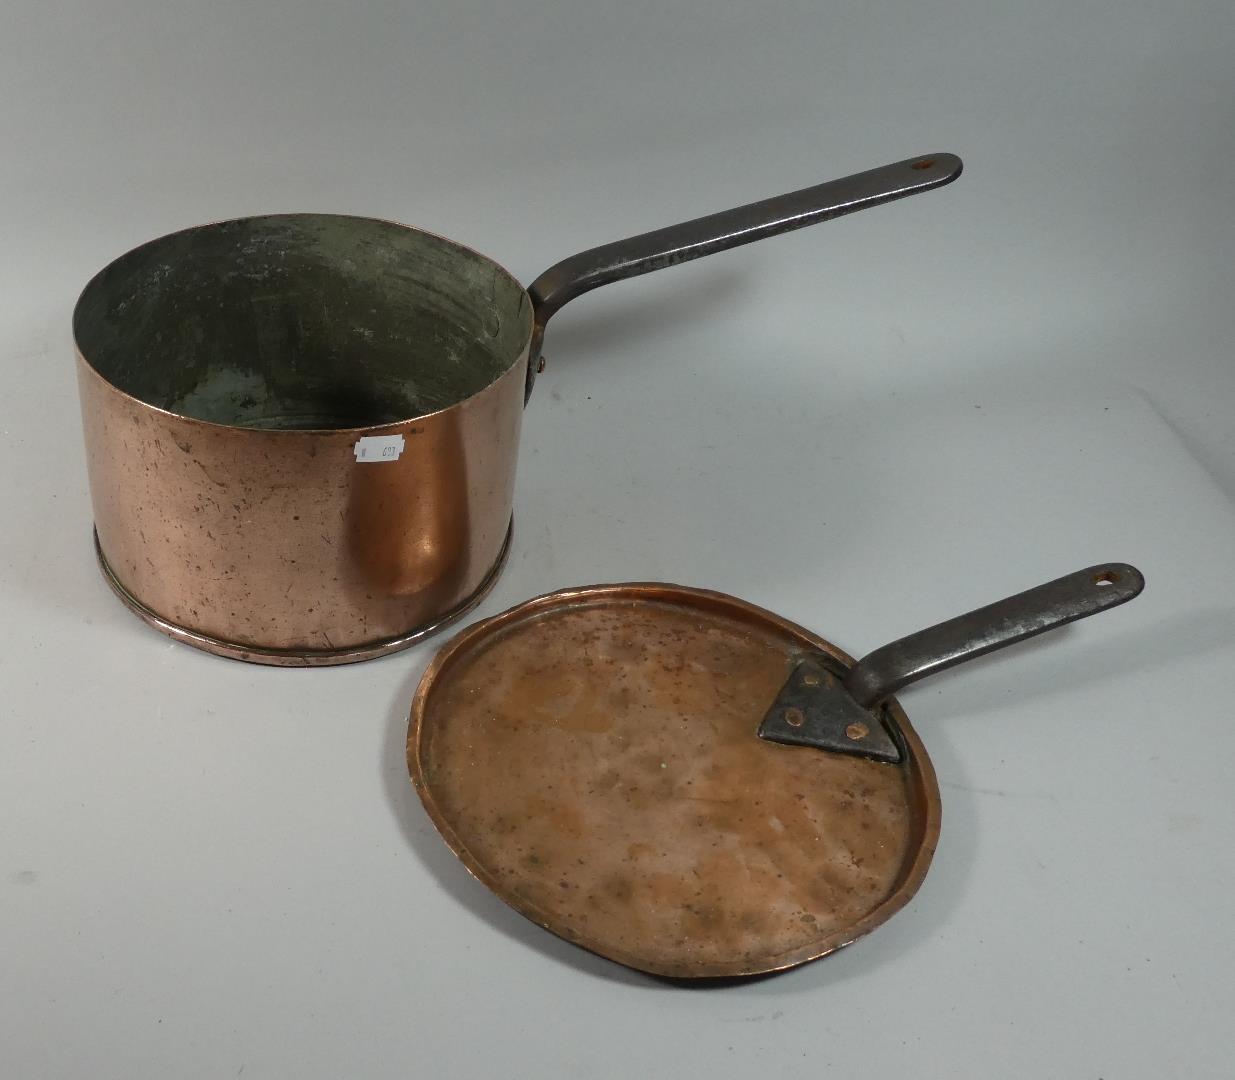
3 2 1234 1077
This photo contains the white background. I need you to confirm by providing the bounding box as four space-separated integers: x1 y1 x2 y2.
3 2 1234 1076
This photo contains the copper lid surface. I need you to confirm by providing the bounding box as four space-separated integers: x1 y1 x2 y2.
408 584 941 978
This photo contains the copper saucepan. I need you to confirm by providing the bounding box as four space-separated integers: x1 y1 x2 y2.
73 153 961 664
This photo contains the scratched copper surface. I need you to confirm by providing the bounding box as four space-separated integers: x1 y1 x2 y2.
73 215 532 664
411 585 940 978
77 354 523 663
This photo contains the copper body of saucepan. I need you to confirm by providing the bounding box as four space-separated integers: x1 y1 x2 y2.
73 154 961 664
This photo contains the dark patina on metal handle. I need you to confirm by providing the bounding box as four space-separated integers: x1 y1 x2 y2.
844 563 1146 708
758 563 1145 762
524 152 963 397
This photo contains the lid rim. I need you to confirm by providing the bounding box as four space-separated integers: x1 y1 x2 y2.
406 581 942 979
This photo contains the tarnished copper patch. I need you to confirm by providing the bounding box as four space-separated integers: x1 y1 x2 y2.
408 584 940 978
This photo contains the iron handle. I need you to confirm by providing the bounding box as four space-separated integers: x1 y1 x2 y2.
843 563 1146 709
524 152 963 398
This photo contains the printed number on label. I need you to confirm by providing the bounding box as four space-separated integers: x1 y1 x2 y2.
353 434 406 462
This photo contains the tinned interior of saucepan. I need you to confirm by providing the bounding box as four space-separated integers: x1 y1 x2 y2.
73 215 533 429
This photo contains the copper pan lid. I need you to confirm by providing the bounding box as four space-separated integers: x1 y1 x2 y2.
407 567 1142 979
407 583 938 978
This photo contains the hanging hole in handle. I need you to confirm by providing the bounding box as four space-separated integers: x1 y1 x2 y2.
911 159 936 170
1094 570 1120 587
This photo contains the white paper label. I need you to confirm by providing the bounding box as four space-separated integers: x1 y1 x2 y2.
353 434 405 462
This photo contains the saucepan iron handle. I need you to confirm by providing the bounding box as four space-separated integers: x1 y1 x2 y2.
523 152 963 400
